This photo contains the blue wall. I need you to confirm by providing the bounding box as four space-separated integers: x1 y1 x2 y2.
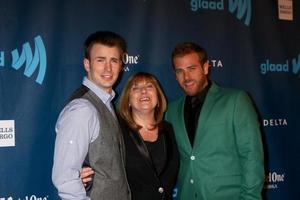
0 0 299 199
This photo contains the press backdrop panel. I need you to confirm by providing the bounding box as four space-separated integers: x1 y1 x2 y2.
0 0 299 199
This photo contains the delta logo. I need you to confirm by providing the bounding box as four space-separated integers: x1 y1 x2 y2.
0 35 47 85
190 0 252 26
209 59 223 68
262 118 288 127
260 54 300 78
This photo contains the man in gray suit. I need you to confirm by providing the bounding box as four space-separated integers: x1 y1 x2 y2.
52 31 130 200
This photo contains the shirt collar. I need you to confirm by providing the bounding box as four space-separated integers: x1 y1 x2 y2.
82 76 115 104
188 80 211 107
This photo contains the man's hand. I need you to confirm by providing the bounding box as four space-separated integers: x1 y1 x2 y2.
80 167 94 187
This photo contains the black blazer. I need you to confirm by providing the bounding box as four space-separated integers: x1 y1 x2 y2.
121 120 179 200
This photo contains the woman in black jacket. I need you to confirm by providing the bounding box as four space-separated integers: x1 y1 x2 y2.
118 72 179 200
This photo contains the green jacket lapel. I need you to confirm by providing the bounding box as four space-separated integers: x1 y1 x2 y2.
193 82 221 149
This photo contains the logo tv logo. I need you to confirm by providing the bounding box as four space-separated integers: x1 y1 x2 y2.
190 0 252 26
0 35 47 85
260 54 300 78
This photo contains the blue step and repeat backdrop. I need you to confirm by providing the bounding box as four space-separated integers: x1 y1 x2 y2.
0 0 299 199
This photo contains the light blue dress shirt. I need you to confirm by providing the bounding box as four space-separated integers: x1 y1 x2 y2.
52 77 116 200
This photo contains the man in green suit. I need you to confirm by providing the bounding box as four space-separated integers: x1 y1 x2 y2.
165 42 264 200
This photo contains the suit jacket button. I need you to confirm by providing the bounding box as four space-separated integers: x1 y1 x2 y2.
158 187 164 193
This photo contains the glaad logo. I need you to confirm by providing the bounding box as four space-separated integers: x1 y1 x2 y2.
173 188 178 198
0 51 4 66
122 53 140 72
190 0 224 10
0 35 47 85
0 120 15 147
260 54 300 78
264 172 285 189
190 0 252 26
11 35 47 84
228 0 251 26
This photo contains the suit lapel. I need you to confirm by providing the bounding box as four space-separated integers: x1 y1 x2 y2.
193 83 220 148
128 129 152 166
127 129 158 173
178 97 193 152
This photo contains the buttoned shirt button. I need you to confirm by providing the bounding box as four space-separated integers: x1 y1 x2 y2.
190 155 195 160
158 187 164 193
190 179 194 184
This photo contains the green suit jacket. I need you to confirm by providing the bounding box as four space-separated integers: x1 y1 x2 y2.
165 83 264 200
